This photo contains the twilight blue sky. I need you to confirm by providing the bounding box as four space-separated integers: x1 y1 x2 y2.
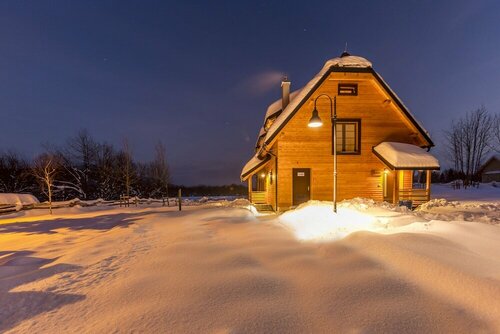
0 0 499 185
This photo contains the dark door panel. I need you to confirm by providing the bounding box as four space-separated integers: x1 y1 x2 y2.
293 168 310 206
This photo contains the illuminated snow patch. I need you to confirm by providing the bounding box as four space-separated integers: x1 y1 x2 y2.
279 200 396 241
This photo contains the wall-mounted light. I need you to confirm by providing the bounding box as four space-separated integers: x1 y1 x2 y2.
260 172 266 178
384 168 389 175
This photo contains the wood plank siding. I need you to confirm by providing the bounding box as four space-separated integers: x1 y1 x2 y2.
274 72 428 210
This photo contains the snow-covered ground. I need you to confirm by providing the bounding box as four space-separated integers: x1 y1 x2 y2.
0 185 499 333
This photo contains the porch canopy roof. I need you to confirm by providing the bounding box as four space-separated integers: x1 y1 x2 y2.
373 142 440 170
241 154 271 181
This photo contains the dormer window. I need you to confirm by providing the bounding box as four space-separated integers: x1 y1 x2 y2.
338 83 358 96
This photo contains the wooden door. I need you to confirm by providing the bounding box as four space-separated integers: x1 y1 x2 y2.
383 170 394 203
292 168 310 206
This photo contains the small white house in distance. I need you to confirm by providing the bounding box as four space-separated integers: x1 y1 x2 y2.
479 155 500 182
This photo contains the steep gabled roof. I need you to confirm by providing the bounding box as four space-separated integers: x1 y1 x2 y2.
262 55 433 148
264 89 302 120
241 54 435 180
479 155 500 173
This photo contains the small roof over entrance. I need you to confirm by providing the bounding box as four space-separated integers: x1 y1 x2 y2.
241 154 271 181
373 142 440 170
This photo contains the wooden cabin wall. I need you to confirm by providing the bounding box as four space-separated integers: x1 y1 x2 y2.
399 170 413 190
264 156 277 210
276 72 425 210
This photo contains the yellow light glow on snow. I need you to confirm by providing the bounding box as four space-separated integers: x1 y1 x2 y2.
279 201 384 241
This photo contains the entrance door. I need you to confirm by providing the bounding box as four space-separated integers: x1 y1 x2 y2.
293 168 310 206
383 170 394 202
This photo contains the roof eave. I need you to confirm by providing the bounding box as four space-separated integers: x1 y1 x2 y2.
240 154 271 181
372 147 440 170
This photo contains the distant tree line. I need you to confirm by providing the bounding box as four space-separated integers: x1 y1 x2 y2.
0 130 247 206
169 184 247 197
444 106 499 187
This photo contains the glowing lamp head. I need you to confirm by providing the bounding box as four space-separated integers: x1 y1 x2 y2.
308 108 323 128
260 172 266 178
383 168 389 175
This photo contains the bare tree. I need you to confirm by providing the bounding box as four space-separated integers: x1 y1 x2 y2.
0 151 32 193
445 106 493 187
95 143 117 199
64 129 99 198
151 141 171 204
121 139 134 198
32 153 60 214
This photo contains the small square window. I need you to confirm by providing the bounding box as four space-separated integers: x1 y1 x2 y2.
338 83 358 96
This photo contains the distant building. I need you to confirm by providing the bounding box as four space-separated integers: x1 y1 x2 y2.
479 155 500 182
241 52 440 211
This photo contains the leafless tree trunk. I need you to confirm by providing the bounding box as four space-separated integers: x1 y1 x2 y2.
151 141 171 204
122 139 133 198
65 129 98 198
445 106 493 188
32 153 60 214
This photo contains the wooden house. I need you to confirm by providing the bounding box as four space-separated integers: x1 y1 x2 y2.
479 155 500 182
241 52 440 211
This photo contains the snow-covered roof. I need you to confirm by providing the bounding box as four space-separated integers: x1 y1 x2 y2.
373 142 440 170
242 53 435 179
241 154 271 180
262 55 372 145
264 89 302 119
260 54 433 151
479 155 500 173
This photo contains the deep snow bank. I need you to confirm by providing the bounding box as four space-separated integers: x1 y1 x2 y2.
279 199 423 241
0 193 39 211
0 193 39 205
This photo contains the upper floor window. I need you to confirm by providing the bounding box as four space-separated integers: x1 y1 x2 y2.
338 83 358 96
334 119 361 154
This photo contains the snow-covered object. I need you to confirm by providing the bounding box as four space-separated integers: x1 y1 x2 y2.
241 154 270 180
279 199 419 241
0 193 39 206
264 89 302 119
262 55 372 144
1 192 500 332
373 142 440 169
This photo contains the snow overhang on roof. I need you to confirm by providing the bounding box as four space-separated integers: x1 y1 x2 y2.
240 154 271 181
264 89 302 120
259 54 434 152
262 56 373 146
373 142 440 170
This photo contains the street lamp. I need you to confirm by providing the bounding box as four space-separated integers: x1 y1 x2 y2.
308 94 337 213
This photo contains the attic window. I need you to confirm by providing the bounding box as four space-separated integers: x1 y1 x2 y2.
338 83 358 96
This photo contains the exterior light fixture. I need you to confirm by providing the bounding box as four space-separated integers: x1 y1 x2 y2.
384 168 389 175
308 108 323 127
308 94 338 212
260 172 266 178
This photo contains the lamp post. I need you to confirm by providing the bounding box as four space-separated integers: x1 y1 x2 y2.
308 94 337 213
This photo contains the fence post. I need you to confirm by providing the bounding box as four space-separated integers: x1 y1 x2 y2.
178 189 182 211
